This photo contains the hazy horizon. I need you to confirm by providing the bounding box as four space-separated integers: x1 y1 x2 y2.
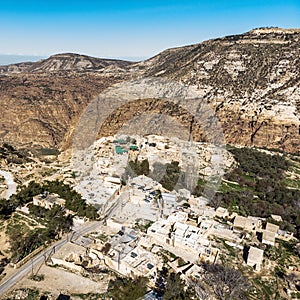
0 54 46 66
0 54 148 66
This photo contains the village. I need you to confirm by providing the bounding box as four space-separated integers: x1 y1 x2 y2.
0 134 300 299
2 136 299 299
12 177 298 298
25 186 297 277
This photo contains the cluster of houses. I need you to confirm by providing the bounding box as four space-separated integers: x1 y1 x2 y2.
42 194 296 284
145 205 295 272
23 176 296 277
16 191 87 226
17 192 67 215
15 135 297 292
32 192 66 209
16 175 295 280
215 207 294 271
48 227 163 284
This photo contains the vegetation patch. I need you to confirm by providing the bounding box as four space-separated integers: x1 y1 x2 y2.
0 180 98 262
125 157 150 178
33 147 60 157
0 180 98 220
156 161 180 191
5 288 40 300
71 293 106 300
0 143 31 164
30 274 45 282
154 267 197 299
215 146 300 237
107 276 148 300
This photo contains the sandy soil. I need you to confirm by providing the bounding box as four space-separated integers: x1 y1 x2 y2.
3 263 110 299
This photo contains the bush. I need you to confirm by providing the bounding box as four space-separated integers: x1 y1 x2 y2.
42 180 98 219
107 276 148 300
126 158 150 178
0 198 16 219
228 147 290 180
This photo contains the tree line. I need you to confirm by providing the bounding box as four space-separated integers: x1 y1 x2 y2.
0 180 98 220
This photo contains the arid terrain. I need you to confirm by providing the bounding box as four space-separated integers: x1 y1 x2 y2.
0 27 299 153
0 28 300 300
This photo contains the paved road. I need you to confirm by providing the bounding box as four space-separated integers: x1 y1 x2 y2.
0 186 128 295
0 221 101 295
0 170 17 200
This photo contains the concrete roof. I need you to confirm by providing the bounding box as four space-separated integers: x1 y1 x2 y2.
247 216 260 223
266 222 279 233
72 236 93 248
51 242 86 260
34 193 65 205
244 218 257 230
271 215 283 222
174 222 189 232
212 227 235 242
215 207 229 217
200 220 213 230
262 230 276 244
161 193 176 203
167 212 188 223
247 246 264 265
233 215 247 228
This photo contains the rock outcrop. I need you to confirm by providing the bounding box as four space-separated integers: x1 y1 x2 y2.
130 27 300 153
0 53 133 74
0 73 120 148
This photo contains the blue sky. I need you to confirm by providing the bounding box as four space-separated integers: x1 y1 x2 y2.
0 0 299 60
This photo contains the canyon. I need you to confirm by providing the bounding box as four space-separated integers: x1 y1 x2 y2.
0 27 299 153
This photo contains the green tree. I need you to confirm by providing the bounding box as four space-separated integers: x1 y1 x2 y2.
124 158 150 179
0 198 15 219
46 204 73 235
154 268 196 300
108 276 148 300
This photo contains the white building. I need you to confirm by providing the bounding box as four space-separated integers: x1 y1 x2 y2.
262 230 276 246
33 192 65 210
246 246 264 271
215 207 229 219
147 219 217 263
161 192 177 207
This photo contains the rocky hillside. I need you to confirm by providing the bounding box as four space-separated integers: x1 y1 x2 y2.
0 73 121 148
131 28 300 153
0 28 299 153
0 53 133 74
0 54 133 149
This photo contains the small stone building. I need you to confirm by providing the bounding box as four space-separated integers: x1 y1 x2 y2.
246 246 264 271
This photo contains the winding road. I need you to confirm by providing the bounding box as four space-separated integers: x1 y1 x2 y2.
0 221 101 296
0 181 127 295
0 170 17 200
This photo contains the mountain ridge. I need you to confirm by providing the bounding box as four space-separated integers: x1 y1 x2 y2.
0 27 299 153
129 27 300 153
0 52 133 74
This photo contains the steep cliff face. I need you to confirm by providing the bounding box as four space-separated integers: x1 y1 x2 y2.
97 98 208 142
0 73 119 148
0 54 133 149
0 28 299 153
130 28 300 153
